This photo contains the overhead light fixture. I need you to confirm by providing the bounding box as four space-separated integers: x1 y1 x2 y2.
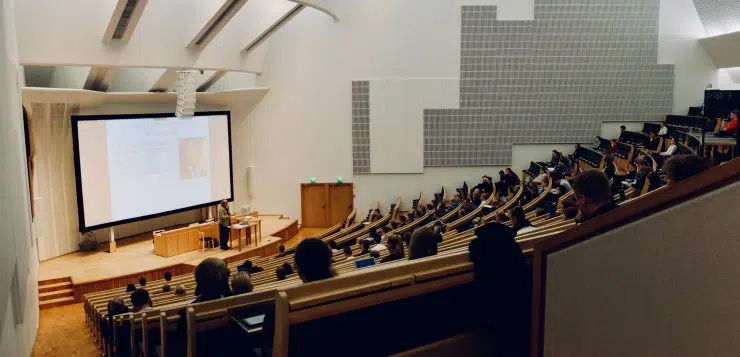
175 70 197 118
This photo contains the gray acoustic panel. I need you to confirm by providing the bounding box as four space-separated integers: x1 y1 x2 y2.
424 1 674 167
693 0 740 37
352 80 370 173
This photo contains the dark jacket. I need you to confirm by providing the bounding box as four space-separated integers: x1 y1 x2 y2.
468 223 531 357
577 202 619 223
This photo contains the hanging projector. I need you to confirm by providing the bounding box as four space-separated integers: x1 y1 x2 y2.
175 70 198 118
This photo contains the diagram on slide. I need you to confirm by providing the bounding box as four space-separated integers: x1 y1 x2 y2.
178 137 210 179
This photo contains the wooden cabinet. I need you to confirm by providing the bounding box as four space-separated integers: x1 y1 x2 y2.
301 183 354 228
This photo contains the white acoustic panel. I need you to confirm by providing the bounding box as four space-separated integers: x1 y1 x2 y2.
368 78 458 174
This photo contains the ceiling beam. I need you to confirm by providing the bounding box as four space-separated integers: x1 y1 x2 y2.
83 67 116 92
196 71 227 92
242 4 304 54
187 0 248 49
102 0 149 44
149 69 179 92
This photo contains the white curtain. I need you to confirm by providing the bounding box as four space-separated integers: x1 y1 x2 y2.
30 102 80 261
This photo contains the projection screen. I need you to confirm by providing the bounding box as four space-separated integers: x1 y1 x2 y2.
71 111 233 232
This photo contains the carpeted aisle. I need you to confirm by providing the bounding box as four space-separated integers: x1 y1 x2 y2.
32 303 99 357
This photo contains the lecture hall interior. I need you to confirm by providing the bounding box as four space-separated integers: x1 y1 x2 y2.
2 0 740 356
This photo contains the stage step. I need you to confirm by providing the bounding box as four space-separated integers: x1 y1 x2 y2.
39 288 74 301
39 281 73 294
39 296 75 310
38 276 75 308
38 276 72 286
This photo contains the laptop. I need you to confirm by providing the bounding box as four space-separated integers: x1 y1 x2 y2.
355 257 375 269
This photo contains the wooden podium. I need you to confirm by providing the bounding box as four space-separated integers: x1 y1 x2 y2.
153 221 219 257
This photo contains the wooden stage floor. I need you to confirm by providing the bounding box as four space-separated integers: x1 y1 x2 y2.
39 216 297 284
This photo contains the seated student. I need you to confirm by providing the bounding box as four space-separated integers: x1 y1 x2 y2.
607 138 618 155
294 238 335 283
193 257 231 303
504 168 521 188
130 288 152 313
618 125 627 142
572 169 619 223
342 246 354 261
104 298 130 355
240 260 264 275
603 154 616 180
162 271 173 293
468 223 531 357
328 241 340 254
653 136 677 166
627 157 652 193
369 208 383 222
276 244 287 258
533 167 548 185
657 120 668 136
408 227 439 260
126 283 136 293
549 150 563 166
402 231 412 247
663 155 709 185
370 234 387 253
472 175 494 195
572 143 583 159
510 207 534 234
138 276 147 287
495 170 509 193
563 206 579 220
380 235 405 263
715 110 738 137
449 192 462 209
642 131 660 151
275 266 287 281
478 192 490 208
282 262 294 275
398 215 408 226
174 284 186 296
357 239 371 256
471 188 483 207
230 272 254 295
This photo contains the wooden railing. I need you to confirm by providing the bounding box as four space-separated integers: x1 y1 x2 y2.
530 157 740 357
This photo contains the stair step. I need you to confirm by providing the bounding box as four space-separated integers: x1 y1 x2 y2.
38 277 72 286
39 288 74 301
39 296 75 309
39 281 73 293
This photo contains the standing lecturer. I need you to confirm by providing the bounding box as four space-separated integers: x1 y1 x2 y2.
218 200 232 250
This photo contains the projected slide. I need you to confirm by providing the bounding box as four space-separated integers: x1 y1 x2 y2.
72 112 232 231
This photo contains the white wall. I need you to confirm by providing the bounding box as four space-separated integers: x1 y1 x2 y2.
244 0 716 220
0 0 39 355
543 180 740 357
658 0 719 112
717 68 740 90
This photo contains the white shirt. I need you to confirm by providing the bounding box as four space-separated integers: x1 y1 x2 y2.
533 173 547 184
559 179 572 193
660 144 677 156
370 243 387 252
658 126 668 136
516 226 537 235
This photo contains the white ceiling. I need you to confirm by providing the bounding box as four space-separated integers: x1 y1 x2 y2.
694 0 740 37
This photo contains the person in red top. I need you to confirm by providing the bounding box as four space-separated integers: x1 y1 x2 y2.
717 110 738 137
607 139 618 154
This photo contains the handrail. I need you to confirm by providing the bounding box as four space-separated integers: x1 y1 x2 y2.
530 157 740 357
523 173 552 212
444 188 497 232
481 173 525 223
